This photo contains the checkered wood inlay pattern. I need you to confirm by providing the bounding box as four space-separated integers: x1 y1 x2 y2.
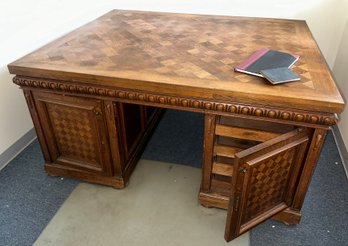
46 103 99 166
9 10 344 114
242 148 295 223
24 11 311 87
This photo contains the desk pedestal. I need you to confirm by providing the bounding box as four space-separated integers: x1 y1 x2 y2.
199 114 327 240
24 89 162 188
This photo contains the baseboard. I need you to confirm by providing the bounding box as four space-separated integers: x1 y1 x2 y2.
331 126 348 178
0 128 37 171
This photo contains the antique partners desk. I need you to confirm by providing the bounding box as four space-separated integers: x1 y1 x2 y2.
8 10 345 241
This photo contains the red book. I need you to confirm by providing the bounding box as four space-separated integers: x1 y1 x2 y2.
235 48 300 77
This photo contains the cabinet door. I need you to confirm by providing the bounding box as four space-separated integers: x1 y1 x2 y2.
225 128 310 241
33 92 112 175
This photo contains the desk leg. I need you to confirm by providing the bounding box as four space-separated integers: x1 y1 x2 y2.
202 114 216 191
200 114 217 207
273 128 328 224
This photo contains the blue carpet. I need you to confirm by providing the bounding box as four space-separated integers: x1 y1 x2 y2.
0 141 79 246
142 110 204 168
0 109 347 246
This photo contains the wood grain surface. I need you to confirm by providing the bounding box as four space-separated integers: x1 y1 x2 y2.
8 10 344 113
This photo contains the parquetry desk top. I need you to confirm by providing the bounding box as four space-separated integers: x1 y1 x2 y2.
8 10 344 114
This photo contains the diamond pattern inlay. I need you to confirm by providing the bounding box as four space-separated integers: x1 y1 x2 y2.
47 103 98 165
242 148 295 223
9 10 344 114
16 11 312 85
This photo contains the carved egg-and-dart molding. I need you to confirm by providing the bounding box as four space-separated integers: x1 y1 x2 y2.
13 76 336 126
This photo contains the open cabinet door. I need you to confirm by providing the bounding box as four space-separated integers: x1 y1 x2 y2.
224 128 310 241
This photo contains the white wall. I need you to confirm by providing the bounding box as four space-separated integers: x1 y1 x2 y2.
334 17 348 148
1 0 347 156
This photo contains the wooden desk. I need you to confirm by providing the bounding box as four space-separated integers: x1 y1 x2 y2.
8 10 344 242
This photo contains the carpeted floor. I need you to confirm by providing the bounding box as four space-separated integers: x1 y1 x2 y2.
0 109 347 246
0 140 79 246
34 160 249 246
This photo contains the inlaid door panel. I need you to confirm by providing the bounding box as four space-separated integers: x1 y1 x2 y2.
33 92 112 175
225 128 310 241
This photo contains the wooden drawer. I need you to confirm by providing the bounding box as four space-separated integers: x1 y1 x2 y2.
208 116 298 191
